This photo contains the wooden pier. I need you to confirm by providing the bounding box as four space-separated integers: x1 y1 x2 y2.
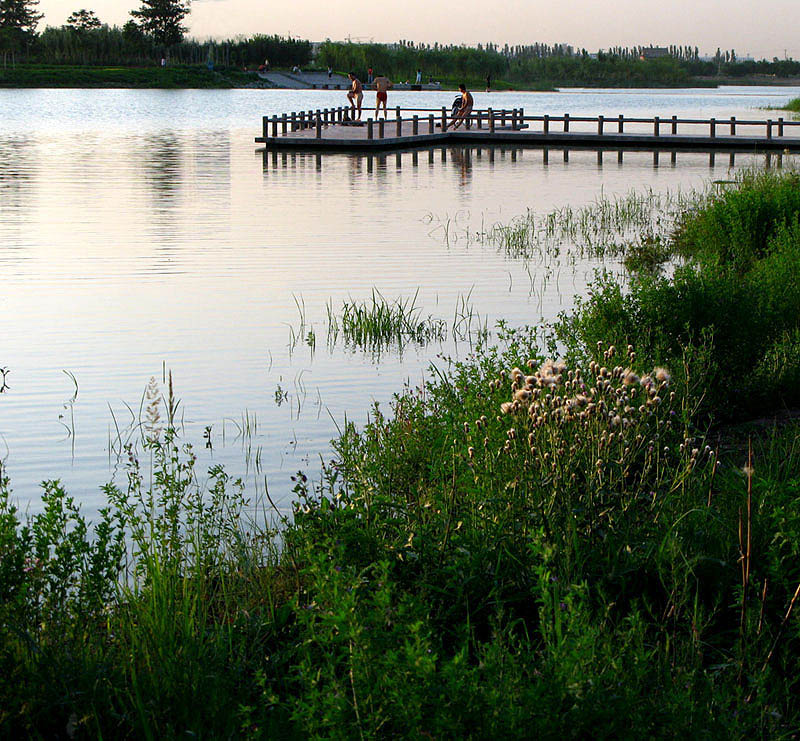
256 106 800 152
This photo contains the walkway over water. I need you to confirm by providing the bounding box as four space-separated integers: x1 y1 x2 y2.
256 106 800 152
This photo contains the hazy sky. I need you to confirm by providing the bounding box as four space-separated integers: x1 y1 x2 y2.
37 0 800 60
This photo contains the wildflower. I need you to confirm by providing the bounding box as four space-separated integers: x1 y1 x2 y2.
500 402 513 414
468 446 475 459
514 388 531 403
742 464 754 477
463 421 470 434
507 428 517 440
654 366 671 385
622 370 640 386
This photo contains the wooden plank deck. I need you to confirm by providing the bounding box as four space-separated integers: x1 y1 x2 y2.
255 109 800 152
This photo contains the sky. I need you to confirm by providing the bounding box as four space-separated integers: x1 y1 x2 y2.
36 0 800 60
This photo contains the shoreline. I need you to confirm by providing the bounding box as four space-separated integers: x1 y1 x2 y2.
3 65 800 91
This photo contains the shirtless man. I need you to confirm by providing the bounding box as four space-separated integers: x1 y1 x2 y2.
347 72 364 120
373 74 393 118
450 84 474 130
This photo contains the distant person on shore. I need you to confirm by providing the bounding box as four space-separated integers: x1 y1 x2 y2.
449 84 474 130
327 66 333 78
347 72 364 120
373 74 393 118
367 67 373 84
415 68 422 84
486 73 491 92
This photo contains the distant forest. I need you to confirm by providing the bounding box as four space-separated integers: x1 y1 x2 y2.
4 23 800 86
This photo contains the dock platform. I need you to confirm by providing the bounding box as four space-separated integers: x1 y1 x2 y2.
256 107 800 152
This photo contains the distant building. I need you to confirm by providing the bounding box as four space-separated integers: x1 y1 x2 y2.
640 46 669 60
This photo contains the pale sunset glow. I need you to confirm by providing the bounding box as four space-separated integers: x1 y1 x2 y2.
35 0 800 59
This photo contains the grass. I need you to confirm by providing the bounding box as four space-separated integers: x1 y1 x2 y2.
0 63 260 89
781 97 800 112
478 185 700 263
3 170 800 736
556 169 800 421
2 335 800 736
289 289 488 358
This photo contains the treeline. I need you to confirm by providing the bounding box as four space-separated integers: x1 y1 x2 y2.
318 42 691 86
318 40 800 86
24 26 311 67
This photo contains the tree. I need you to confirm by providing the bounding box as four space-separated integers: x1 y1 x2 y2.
130 0 190 49
0 0 43 66
66 8 101 32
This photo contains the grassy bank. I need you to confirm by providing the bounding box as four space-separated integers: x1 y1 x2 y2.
781 97 800 112
2 172 800 736
0 64 261 89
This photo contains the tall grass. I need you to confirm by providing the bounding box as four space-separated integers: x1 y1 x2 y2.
478 186 701 262
3 332 800 736
3 170 800 737
557 169 800 421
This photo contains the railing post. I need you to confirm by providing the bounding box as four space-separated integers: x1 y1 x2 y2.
563 113 569 132
291 112 297 131
489 108 495 133
618 114 624 133
442 106 447 131
710 118 716 138
262 116 269 139
671 115 678 135
767 119 773 140
299 111 305 129
653 116 660 136
396 114 402 137
281 114 288 134
501 109 507 127
367 118 374 140
271 115 278 137
413 115 419 135
428 114 434 134
396 105 401 121
597 115 604 135
730 116 736 135
477 111 482 129
779 117 784 136
378 118 385 139
543 114 549 134
315 113 322 139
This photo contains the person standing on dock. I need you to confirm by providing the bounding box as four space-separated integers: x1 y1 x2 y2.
449 84 474 130
373 74 393 118
347 73 364 120
416 68 422 84
486 73 491 92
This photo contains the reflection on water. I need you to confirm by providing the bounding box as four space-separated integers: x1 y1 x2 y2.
1 87 798 516
263 143 786 178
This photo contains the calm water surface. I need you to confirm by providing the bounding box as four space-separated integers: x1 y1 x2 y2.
1 86 798 514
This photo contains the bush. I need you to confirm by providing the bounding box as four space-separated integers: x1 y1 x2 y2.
557 172 800 421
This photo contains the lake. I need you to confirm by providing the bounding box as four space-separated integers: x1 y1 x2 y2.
1 85 798 515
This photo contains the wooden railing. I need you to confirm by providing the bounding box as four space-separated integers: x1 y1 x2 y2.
262 106 800 141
